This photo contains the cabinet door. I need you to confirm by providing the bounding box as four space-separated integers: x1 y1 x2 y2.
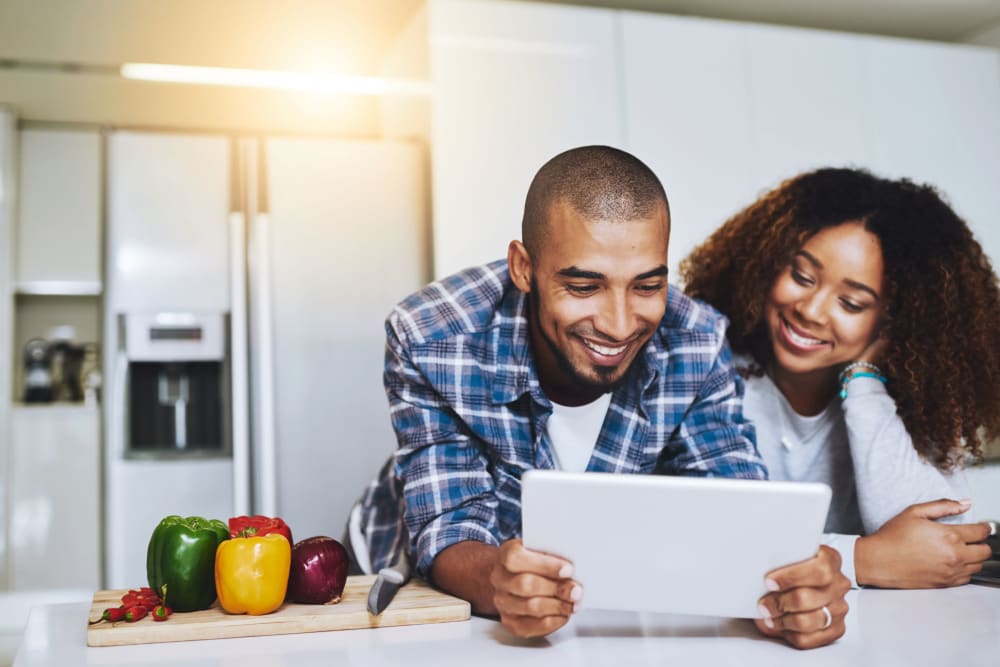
106 131 230 312
9 405 101 590
0 109 15 592
623 12 1000 279
16 129 101 291
622 13 758 277
861 38 1000 266
429 0 624 277
744 26 871 188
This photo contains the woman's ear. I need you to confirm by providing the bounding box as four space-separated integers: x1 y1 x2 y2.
507 240 533 294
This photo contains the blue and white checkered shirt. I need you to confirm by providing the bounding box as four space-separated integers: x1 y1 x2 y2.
357 260 767 577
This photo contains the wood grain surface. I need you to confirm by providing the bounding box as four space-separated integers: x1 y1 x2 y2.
86 575 470 647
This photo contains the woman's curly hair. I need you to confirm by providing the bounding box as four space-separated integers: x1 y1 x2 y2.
680 167 1000 469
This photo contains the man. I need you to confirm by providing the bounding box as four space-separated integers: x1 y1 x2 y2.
354 146 849 649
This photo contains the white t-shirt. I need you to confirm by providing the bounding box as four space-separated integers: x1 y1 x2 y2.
741 363 971 586
546 393 613 472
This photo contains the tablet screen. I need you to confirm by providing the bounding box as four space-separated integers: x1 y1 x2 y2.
521 471 831 618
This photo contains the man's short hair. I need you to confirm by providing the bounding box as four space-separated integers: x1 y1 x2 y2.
521 145 670 258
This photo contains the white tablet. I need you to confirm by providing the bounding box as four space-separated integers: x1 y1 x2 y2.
521 470 831 619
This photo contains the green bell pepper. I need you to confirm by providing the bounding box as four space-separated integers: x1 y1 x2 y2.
146 515 229 612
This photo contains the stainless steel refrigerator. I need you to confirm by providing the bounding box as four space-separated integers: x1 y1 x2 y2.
103 131 429 588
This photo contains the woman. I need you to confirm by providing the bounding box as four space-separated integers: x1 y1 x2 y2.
681 167 998 588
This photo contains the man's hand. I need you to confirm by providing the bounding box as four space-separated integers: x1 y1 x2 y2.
431 539 580 639
855 499 993 589
489 539 581 638
755 545 850 650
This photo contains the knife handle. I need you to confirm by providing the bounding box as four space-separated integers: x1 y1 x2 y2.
378 566 406 585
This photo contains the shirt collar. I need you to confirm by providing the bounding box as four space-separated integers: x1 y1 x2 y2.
488 286 543 406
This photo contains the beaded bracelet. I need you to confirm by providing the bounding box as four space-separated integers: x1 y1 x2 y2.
837 361 883 385
838 370 887 399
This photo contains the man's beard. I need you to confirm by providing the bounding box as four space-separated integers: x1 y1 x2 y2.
529 280 628 397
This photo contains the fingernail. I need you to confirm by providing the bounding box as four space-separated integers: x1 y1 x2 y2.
570 585 583 602
762 616 774 630
573 602 581 614
765 578 780 592
558 564 573 578
757 604 771 620
958 499 972 509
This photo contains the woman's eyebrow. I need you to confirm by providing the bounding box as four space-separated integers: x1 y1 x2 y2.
797 250 822 268
844 279 879 300
798 250 879 299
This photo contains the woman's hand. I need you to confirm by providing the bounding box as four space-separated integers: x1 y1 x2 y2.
857 332 888 365
854 499 993 588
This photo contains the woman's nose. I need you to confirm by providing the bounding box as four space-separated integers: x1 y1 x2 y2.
795 290 829 324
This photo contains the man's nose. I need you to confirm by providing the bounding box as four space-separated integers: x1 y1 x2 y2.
596 291 633 341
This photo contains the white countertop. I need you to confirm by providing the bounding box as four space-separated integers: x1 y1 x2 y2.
13 584 1000 667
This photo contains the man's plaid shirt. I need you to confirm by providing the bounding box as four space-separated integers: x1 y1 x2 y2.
357 260 767 577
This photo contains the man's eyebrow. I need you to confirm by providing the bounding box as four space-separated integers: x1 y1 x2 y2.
635 265 669 281
556 266 606 280
555 265 669 281
798 251 879 299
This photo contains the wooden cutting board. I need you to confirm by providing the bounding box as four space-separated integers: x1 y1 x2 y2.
86 575 470 647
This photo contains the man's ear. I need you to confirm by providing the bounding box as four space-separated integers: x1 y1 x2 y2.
507 240 533 294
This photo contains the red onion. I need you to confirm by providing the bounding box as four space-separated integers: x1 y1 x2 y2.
287 536 349 604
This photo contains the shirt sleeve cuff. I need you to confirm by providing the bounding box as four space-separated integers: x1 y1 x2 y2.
413 519 499 580
822 533 861 588
841 375 889 400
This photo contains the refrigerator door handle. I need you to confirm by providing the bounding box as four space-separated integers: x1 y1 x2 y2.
110 348 129 458
230 210 251 516
249 209 278 517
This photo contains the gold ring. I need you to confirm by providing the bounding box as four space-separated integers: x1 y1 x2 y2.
820 605 832 630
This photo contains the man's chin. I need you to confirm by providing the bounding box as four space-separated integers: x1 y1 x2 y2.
574 367 626 394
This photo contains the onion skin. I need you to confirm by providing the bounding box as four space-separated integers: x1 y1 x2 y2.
287 536 349 604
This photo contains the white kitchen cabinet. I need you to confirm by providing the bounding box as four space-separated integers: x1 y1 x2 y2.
0 107 17 593
8 404 101 591
620 10 1000 278
744 26 871 186
16 129 102 294
106 132 230 312
860 38 1000 265
428 0 624 277
620 13 759 277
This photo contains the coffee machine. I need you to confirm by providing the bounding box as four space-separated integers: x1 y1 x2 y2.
22 337 52 403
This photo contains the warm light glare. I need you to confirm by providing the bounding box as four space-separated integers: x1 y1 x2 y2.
120 63 431 97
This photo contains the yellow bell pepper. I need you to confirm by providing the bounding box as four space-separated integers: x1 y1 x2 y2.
215 533 291 615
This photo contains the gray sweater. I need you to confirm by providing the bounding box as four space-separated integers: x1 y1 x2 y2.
742 367 971 585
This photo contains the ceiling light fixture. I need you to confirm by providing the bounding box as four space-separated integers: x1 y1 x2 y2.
120 63 431 97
